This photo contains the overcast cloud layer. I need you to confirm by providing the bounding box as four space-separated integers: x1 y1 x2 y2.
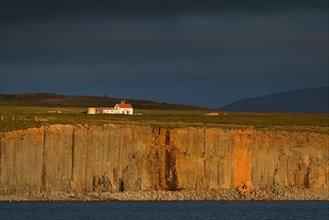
1 0 328 108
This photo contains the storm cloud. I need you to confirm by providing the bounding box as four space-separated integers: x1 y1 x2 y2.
1 0 328 108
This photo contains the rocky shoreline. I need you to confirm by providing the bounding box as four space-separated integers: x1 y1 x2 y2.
1 187 328 202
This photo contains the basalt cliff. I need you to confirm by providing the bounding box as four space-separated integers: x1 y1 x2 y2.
0 124 328 200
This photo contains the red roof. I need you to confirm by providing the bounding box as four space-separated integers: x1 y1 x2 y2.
116 103 133 108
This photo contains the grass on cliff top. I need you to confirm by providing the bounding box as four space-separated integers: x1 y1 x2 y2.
0 106 328 133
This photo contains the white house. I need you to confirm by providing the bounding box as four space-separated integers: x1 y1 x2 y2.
89 101 133 115
113 103 134 115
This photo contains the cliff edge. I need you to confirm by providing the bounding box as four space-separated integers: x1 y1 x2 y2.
0 124 328 200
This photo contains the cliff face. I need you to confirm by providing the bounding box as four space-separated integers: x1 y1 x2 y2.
0 124 328 196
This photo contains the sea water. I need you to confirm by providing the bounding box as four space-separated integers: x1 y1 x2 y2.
0 201 328 220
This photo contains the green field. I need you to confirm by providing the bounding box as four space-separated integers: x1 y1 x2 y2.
0 106 328 133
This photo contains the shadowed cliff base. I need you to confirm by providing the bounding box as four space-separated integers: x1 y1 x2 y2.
0 124 328 201
1 188 328 201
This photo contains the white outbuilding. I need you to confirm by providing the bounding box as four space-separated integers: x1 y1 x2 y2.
88 101 133 115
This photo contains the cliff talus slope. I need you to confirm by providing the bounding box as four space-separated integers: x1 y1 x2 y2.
0 125 328 197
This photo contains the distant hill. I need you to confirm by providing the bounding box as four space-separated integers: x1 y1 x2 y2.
0 93 209 110
220 87 329 113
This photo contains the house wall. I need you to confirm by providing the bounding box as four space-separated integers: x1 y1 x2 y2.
103 109 118 114
118 108 133 115
93 106 133 115
96 108 104 114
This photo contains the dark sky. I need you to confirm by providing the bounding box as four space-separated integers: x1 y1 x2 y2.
1 0 328 108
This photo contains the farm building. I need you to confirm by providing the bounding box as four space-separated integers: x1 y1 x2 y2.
113 103 134 115
88 101 133 115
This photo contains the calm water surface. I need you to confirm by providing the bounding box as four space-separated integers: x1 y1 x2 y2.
0 201 328 220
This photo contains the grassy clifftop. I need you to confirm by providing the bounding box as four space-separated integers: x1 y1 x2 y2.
0 93 328 133
0 106 328 133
